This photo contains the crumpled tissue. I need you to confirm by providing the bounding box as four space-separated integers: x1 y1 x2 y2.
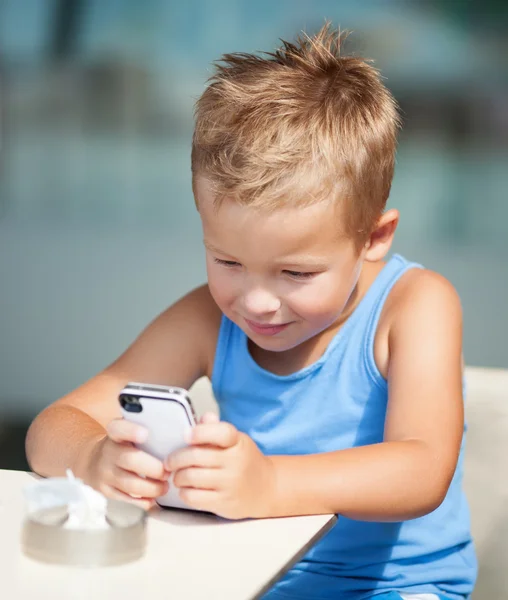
23 469 109 530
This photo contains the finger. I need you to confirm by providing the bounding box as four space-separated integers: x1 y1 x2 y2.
179 488 219 513
116 446 170 481
112 465 169 499
173 467 221 491
200 412 220 424
165 446 222 471
102 484 154 512
189 422 239 448
107 418 148 444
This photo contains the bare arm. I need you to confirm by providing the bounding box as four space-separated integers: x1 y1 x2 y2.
25 285 221 484
266 270 464 520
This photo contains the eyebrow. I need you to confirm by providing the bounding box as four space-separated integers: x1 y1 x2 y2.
203 241 226 254
204 242 329 270
274 257 329 269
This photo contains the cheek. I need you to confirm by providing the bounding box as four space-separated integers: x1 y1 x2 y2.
206 264 237 308
288 277 350 320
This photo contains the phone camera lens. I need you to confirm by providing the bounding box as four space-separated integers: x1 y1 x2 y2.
120 394 142 413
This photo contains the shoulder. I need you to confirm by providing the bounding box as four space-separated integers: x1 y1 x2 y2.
178 284 223 322
136 282 223 345
110 284 223 386
387 268 462 329
184 285 223 379
152 283 222 332
386 268 463 361
375 268 462 378
170 284 223 373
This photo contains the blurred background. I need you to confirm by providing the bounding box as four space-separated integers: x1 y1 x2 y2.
0 0 507 470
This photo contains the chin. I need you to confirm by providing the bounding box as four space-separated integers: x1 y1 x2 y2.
246 331 305 353
252 339 293 352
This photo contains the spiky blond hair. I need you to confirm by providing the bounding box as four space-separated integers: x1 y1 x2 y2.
191 23 401 245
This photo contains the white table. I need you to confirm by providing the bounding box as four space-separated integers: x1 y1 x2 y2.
0 469 336 600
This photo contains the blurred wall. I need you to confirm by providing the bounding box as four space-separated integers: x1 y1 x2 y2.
0 0 507 430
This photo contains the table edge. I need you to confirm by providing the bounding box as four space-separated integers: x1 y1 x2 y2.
251 514 338 600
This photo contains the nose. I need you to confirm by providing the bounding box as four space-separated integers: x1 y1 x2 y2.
242 286 281 317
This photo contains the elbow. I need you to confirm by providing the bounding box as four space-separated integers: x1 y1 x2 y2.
25 406 56 476
409 475 453 519
410 493 445 519
403 441 458 520
429 478 453 513
25 414 43 474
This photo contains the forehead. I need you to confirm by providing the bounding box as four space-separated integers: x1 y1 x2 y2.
195 178 349 259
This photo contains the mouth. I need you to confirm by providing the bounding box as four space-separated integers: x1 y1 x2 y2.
244 318 291 336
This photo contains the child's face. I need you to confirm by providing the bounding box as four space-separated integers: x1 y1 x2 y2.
197 179 364 352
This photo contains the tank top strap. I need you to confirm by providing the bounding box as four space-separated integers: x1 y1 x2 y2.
356 254 423 322
357 254 423 386
212 313 238 400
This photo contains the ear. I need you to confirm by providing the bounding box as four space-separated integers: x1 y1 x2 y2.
364 209 399 262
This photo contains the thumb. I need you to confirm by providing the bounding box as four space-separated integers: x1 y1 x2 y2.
200 411 220 424
107 418 148 444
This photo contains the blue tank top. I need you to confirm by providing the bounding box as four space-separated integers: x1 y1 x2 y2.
211 254 477 600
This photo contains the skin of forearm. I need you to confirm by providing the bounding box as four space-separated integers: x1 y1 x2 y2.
267 440 454 521
25 405 107 482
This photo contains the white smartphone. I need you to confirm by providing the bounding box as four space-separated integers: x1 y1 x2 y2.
119 382 197 510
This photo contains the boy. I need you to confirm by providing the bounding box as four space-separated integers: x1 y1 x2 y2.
26 24 476 600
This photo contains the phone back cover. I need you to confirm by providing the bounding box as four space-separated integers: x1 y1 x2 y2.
121 397 195 510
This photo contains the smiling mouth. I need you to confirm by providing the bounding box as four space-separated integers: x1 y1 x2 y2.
244 319 291 336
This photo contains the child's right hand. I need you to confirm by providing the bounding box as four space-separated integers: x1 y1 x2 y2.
86 418 170 510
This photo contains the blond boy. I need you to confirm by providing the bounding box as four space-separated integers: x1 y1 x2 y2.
26 25 476 600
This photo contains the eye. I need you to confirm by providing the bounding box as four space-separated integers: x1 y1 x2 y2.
284 270 317 280
214 258 241 268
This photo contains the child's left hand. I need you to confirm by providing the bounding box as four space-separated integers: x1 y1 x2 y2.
165 413 275 519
